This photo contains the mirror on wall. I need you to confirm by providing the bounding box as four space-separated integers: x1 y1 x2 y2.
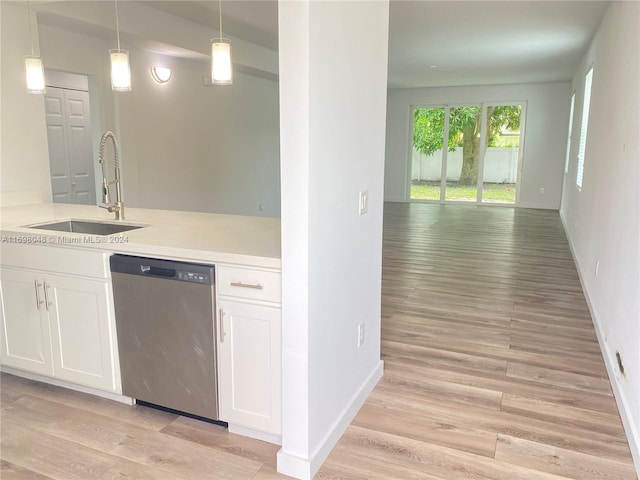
30 1 281 217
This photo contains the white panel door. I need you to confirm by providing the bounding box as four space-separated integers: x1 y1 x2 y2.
46 275 116 391
0 268 54 376
218 299 282 434
45 88 71 203
44 86 96 205
65 89 96 205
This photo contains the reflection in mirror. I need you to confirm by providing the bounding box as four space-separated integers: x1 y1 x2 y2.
33 1 280 218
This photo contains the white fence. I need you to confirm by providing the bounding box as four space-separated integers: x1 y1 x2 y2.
411 147 519 183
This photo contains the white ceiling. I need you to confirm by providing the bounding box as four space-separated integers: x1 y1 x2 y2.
32 0 610 88
141 1 279 50
387 0 610 88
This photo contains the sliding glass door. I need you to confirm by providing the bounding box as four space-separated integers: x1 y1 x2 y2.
410 103 525 205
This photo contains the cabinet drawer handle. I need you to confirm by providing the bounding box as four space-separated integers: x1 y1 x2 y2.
43 281 53 311
34 281 44 310
230 281 264 290
219 308 226 343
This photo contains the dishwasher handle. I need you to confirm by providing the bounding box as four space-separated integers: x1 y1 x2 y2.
140 265 176 278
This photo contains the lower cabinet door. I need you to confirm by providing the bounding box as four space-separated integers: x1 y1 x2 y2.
46 275 116 391
0 268 54 376
218 299 281 435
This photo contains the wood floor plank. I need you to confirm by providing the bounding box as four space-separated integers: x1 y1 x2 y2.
1 420 116 480
352 403 498 457
0 460 55 480
94 460 185 480
500 393 627 439
495 434 637 480
506 362 613 396
367 383 632 462
0 373 177 432
329 425 570 480
321 449 440 480
383 356 619 415
381 339 508 375
161 415 280 468
4 394 262 480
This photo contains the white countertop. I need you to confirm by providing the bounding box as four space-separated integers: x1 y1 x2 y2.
0 203 281 269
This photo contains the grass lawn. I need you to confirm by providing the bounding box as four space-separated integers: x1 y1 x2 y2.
411 181 516 203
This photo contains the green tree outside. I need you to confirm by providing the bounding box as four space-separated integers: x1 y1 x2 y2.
413 106 521 186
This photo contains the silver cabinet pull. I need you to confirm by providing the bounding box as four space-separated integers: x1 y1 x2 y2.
43 281 53 311
34 280 44 310
219 308 226 343
230 281 264 290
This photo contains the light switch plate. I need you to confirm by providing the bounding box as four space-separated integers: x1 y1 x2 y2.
359 190 368 215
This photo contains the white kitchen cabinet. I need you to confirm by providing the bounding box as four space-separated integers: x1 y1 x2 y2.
46 275 115 390
0 244 118 392
217 265 282 438
0 268 54 376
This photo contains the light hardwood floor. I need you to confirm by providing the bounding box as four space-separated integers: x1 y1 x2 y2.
1 203 637 479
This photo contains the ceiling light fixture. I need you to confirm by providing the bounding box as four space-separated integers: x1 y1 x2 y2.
150 66 172 84
110 0 131 91
24 0 45 94
211 0 232 85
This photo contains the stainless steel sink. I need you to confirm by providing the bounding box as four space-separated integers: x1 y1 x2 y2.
26 219 145 236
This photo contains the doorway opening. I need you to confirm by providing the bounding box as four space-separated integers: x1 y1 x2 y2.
44 71 96 205
409 103 525 205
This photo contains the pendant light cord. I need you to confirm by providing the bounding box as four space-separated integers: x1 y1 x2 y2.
26 0 35 55
218 0 223 39
115 0 121 51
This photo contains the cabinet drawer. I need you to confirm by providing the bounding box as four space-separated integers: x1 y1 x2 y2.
0 243 107 278
217 266 281 303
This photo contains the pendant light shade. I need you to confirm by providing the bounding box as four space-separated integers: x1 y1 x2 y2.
25 55 45 94
110 0 131 91
110 49 131 91
211 0 232 85
25 0 45 94
211 39 232 85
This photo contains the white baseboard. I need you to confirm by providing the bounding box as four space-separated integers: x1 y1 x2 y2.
559 215 640 477
229 423 281 445
277 360 384 480
516 202 559 210
1 366 134 405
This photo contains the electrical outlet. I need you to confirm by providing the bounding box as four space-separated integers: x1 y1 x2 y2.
539 187 545 194
595 260 599 276
616 351 625 377
357 323 365 347
258 203 264 212
359 191 368 215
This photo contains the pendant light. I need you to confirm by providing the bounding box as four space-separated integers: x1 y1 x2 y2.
211 0 232 85
24 0 45 94
110 0 131 91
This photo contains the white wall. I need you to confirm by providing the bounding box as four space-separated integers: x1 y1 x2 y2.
0 3 52 204
277 1 389 478
560 2 640 473
118 49 281 217
385 82 570 208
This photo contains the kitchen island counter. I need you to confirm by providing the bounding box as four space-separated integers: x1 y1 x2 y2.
0 202 281 269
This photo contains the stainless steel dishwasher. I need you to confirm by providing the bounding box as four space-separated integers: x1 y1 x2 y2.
110 254 219 421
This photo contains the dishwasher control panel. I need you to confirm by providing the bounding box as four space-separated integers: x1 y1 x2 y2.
110 254 215 286
177 270 212 284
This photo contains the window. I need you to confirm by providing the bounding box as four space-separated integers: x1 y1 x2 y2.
564 93 576 174
577 68 593 189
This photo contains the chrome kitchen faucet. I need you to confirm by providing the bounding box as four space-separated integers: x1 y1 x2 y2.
98 130 125 220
